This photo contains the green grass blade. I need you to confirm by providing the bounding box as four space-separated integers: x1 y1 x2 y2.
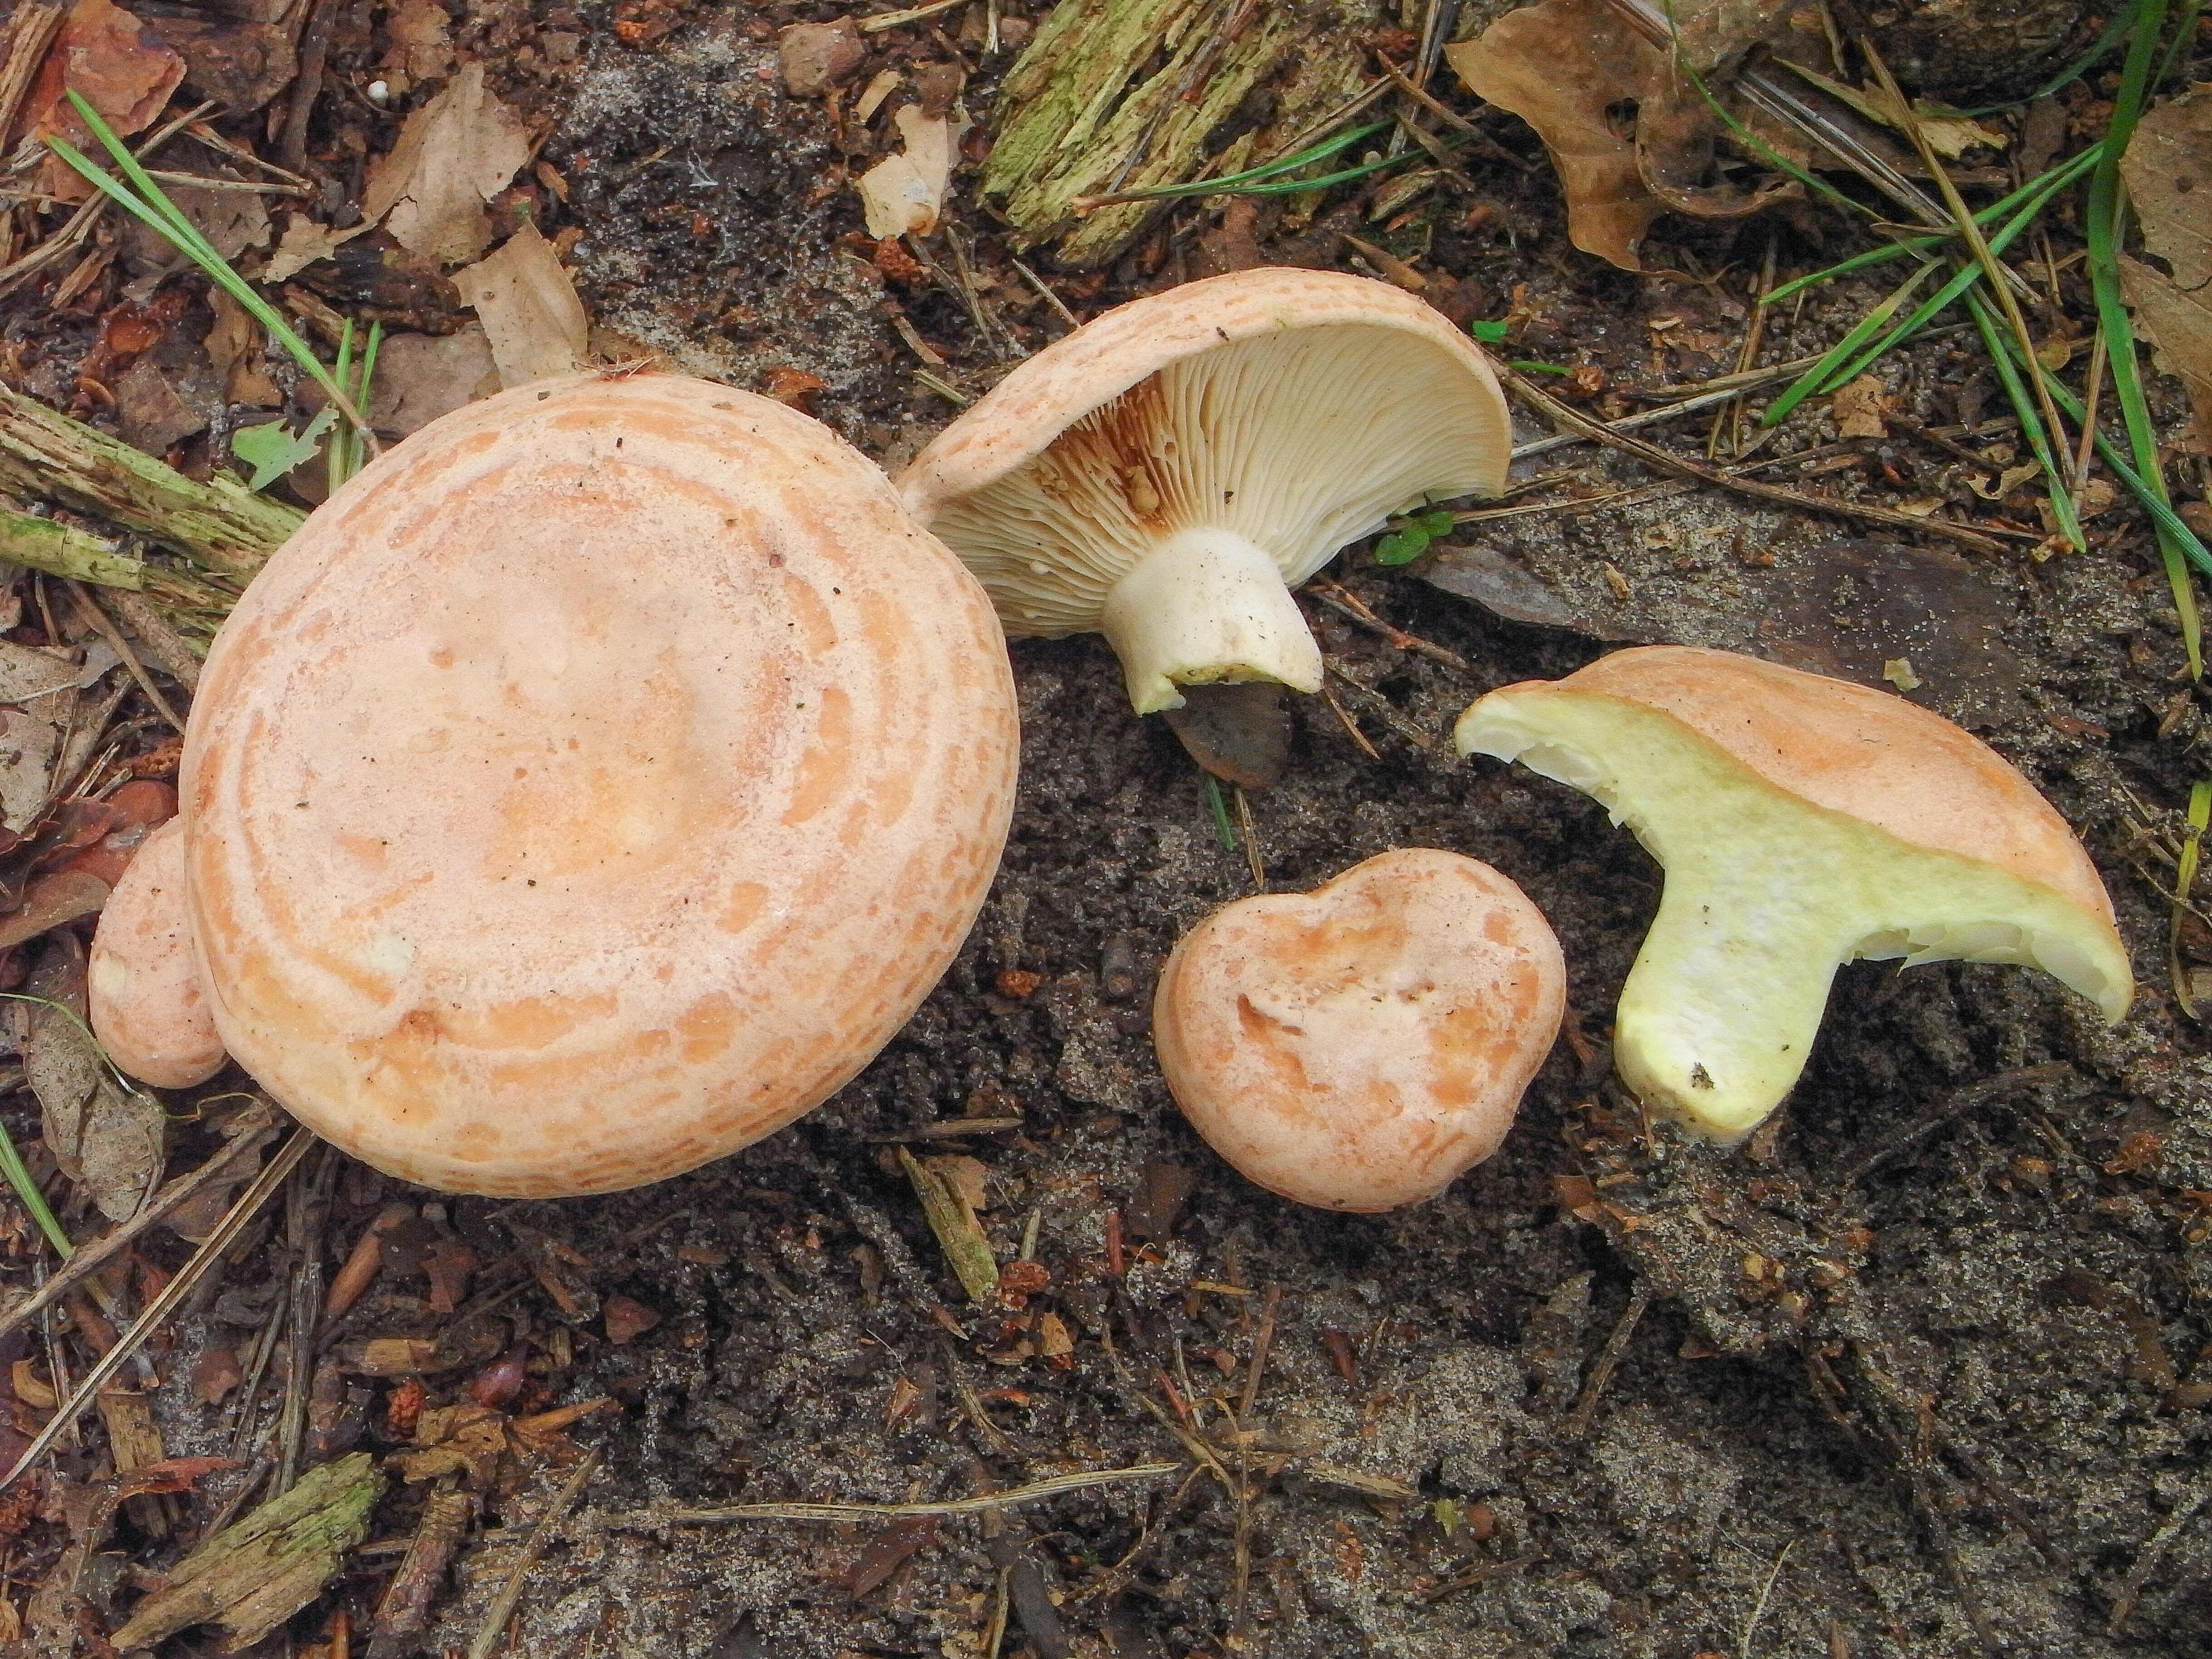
1765 142 2104 306
1804 160 2092 394
1101 119 1390 203
2082 0 2200 673
1963 286 2080 545
1760 264 1937 426
1952 10 2137 115
0 1119 70 1258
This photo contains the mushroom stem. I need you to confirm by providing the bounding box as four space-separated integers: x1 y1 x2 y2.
1460 691 2131 1142
1100 528 1323 714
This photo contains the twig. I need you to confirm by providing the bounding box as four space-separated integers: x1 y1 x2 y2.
0 1103 278 1347
2108 1477 2211 1634
638 1463 1181 1526
857 0 967 32
1306 579 1470 670
1499 366 2009 555
463 1453 600 1659
1739 1538 1797 1659
276 0 340 176
1839 1062 2085 1184
65 582 184 733
0 1127 315 1495
1319 685 1379 759
1236 1283 1282 1419
1563 1283 1649 1438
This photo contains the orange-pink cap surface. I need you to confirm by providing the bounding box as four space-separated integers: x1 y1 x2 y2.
182 374 1019 1196
1153 848 1564 1212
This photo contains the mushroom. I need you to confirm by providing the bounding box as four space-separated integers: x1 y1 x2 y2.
899 268 1510 714
1151 848 1564 1210
96 371 1019 1197
1453 645 2132 1142
89 819 226 1090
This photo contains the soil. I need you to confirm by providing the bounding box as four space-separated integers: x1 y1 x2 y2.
0 0 2208 1656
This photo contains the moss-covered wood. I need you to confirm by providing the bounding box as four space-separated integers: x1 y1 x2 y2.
982 0 1372 267
0 383 301 578
110 1452 386 1652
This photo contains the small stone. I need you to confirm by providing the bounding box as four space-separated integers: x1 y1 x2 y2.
602 1293 662 1345
779 19 862 95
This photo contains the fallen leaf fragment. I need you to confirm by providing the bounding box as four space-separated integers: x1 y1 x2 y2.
367 324 500 435
1831 374 1887 438
859 105 959 239
602 1292 661 1344
452 221 589 388
360 60 533 264
780 18 862 95
110 1451 385 1652
261 213 374 284
2118 86 2212 452
21 0 186 199
1447 0 1798 270
898 1145 998 1302
1447 0 1659 269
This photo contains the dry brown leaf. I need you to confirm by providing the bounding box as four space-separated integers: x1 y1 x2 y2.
2119 255 2212 455
1446 0 1659 269
2119 84 2212 452
1447 0 1798 269
19 0 186 201
859 106 959 240
260 213 374 284
368 324 501 435
1831 374 1887 438
452 221 589 388
360 61 532 265
22 933 163 1222
379 0 455 95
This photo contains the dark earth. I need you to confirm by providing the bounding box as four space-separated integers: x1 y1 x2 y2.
0 0 2209 1654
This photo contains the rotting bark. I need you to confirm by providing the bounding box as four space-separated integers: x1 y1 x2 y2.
982 0 1373 266
0 382 300 577
110 1449 385 1651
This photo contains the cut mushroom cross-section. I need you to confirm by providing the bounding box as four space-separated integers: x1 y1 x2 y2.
900 268 1511 714
1453 646 2132 1143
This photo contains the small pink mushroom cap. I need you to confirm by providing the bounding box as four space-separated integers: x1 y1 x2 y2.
89 819 227 1089
181 372 1019 1197
1151 848 1565 1212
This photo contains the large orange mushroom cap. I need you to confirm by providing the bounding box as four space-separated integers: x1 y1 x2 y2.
180 373 1019 1196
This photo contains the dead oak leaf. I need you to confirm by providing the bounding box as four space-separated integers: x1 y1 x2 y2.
1446 0 1798 270
2118 84 2212 452
452 220 588 389
360 61 532 265
2118 255 2212 455
1447 0 1660 269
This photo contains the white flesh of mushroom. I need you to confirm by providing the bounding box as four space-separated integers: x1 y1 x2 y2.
1456 693 2132 1142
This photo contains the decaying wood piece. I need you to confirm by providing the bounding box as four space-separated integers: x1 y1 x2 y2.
982 0 1371 267
0 382 301 576
109 1450 385 1651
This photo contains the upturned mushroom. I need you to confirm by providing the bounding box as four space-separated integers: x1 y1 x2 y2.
899 268 1511 714
1453 646 2132 1143
1152 848 1565 1210
90 372 1020 1197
